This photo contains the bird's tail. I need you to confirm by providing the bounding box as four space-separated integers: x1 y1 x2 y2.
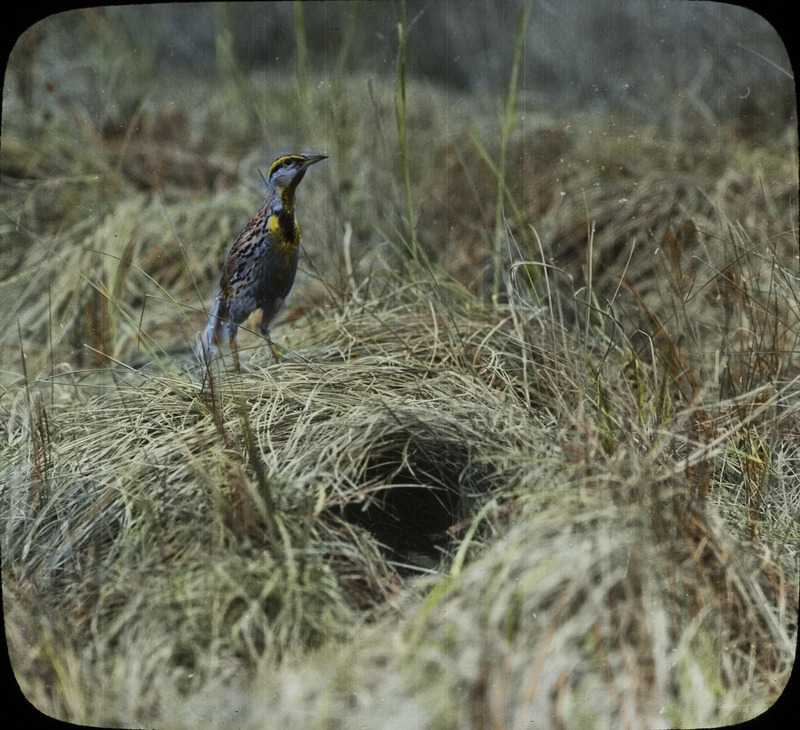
197 297 224 362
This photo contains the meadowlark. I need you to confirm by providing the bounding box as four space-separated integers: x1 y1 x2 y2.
198 153 327 370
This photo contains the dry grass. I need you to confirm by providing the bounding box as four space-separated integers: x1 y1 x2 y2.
3 270 798 726
2 9 799 728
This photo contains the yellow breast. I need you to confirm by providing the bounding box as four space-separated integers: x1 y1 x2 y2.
267 212 301 258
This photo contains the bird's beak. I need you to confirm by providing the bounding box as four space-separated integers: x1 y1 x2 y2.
284 154 327 194
302 154 328 168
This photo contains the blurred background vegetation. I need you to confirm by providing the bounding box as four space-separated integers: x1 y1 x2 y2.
1 2 798 727
8 1 794 126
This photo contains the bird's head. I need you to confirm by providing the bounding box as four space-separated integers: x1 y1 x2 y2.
266 154 327 204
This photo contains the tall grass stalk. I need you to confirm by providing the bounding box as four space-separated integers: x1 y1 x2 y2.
491 0 535 305
331 1 362 95
211 3 247 102
395 4 419 277
237 390 279 547
293 1 312 106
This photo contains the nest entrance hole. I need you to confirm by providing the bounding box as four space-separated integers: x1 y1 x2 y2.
339 434 480 573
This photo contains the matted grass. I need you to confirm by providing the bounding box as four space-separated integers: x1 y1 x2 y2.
3 274 799 726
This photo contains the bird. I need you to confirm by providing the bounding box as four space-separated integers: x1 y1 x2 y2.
198 153 327 370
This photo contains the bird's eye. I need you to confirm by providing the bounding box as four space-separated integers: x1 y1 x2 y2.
269 156 300 178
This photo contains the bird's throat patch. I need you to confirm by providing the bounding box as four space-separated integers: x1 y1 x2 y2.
267 210 300 256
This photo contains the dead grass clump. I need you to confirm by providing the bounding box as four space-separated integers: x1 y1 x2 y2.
100 104 238 194
1 367 355 717
417 116 797 397
2 289 570 725
3 252 798 727
398 474 796 728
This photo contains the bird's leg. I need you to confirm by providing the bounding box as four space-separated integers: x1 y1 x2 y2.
267 336 282 364
259 314 281 365
262 326 281 364
259 315 281 364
